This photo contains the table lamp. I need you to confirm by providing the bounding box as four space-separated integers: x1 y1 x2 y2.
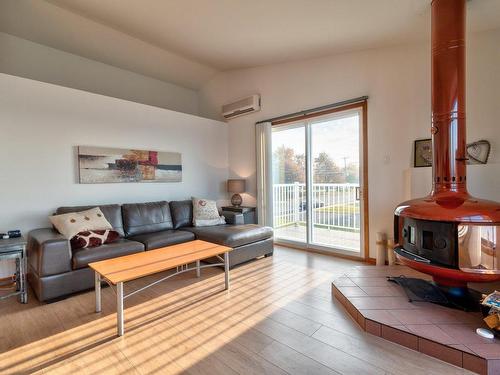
227 179 246 207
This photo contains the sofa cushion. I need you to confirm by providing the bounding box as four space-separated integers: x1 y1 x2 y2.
192 197 224 227
72 239 144 269
122 201 173 236
50 207 113 239
181 224 273 248
70 229 120 250
129 230 195 250
57 204 125 237
169 200 193 229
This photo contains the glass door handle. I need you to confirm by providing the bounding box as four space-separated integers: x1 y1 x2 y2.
356 186 361 201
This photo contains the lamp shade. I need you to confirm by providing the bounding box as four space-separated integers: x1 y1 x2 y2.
227 179 246 193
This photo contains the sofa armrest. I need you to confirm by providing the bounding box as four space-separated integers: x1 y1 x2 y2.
222 211 245 225
27 228 72 277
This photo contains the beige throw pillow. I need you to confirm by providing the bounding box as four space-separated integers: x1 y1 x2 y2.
49 207 113 239
192 198 226 227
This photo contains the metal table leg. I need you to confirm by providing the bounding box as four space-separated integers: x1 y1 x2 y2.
196 260 201 278
95 272 101 313
21 251 27 304
224 251 230 290
117 282 124 336
15 257 21 301
19 256 25 304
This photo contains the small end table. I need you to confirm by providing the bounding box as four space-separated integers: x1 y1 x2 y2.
0 236 27 304
221 206 257 224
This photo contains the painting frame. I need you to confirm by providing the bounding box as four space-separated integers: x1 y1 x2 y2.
413 138 432 168
78 146 182 184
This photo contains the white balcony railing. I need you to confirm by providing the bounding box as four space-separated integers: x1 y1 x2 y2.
273 183 360 232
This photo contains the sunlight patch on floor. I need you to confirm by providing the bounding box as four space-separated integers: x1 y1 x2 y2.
0 257 333 374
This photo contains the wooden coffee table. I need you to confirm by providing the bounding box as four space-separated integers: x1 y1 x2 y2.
89 240 232 336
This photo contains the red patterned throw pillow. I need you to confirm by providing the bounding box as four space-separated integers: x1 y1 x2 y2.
70 230 119 250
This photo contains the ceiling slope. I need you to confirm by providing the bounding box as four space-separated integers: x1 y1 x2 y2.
0 0 216 89
1 0 499 88
47 0 500 70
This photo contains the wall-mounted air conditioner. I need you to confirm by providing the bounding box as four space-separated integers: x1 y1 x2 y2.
222 94 261 120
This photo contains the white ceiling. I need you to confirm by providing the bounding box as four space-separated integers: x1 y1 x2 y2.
2 0 500 89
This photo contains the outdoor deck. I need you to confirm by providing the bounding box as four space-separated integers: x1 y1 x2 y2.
275 224 360 252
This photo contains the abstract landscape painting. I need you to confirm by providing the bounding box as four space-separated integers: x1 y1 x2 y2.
78 146 182 183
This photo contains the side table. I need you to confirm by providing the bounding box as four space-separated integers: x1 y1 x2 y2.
221 206 257 224
0 236 27 303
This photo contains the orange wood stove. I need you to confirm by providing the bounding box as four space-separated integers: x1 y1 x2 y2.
394 0 500 290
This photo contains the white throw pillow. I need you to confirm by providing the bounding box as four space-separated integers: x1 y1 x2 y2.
49 207 113 239
192 198 226 227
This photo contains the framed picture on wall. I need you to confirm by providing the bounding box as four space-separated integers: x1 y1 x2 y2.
78 146 182 183
414 139 432 168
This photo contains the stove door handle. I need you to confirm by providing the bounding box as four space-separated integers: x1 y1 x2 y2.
394 246 431 264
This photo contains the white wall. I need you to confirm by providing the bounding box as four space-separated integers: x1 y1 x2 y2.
0 73 228 235
199 28 500 258
0 32 200 116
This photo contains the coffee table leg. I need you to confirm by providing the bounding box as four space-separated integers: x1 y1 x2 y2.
117 282 124 336
224 251 230 290
196 260 201 278
95 272 101 313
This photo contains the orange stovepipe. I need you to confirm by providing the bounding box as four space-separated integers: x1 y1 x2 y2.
430 0 467 196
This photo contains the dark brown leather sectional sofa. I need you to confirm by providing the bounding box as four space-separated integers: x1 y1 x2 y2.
27 200 273 301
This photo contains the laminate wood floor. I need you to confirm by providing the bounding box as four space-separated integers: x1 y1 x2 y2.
0 246 474 375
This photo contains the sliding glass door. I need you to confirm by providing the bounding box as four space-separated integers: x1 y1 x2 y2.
271 108 365 257
310 112 362 252
272 123 307 243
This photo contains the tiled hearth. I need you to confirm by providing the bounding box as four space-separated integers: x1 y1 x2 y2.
332 265 500 375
